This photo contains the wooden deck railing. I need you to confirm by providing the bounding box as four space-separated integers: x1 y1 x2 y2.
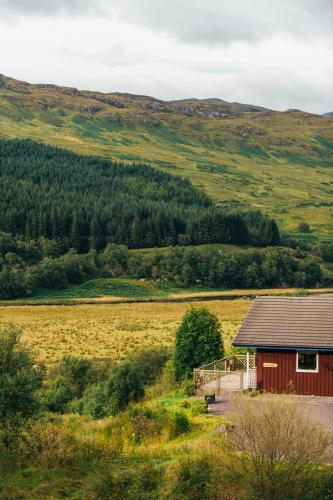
197 354 256 372
194 354 256 395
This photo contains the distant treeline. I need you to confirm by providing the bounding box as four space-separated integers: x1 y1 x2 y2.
0 139 280 250
0 232 327 299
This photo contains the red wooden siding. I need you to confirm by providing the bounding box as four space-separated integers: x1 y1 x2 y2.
256 349 333 396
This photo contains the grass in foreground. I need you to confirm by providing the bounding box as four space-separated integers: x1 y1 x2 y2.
0 391 221 499
1 393 332 499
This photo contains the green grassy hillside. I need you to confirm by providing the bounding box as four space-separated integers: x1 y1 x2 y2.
0 74 333 236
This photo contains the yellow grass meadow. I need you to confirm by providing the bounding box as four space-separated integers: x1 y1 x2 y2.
0 299 251 365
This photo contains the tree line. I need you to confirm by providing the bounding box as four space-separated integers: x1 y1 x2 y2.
0 231 325 299
0 138 280 250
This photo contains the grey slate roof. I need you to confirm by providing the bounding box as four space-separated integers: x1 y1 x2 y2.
233 296 333 349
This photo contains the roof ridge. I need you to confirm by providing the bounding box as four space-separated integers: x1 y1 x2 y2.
256 295 333 299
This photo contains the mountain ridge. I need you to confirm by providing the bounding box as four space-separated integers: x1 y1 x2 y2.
0 73 321 115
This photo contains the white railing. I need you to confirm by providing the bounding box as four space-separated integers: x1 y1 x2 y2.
242 368 257 390
197 354 256 372
194 354 257 396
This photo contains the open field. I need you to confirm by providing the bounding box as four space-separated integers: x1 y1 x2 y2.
1 74 333 237
0 299 251 364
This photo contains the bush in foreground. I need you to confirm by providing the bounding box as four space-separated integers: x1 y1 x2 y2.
0 325 42 419
225 396 331 499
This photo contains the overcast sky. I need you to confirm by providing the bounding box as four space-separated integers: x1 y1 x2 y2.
0 0 332 113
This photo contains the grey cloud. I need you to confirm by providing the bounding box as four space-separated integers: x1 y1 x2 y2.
1 0 332 44
114 0 333 44
0 0 102 16
0 0 331 113
63 44 149 68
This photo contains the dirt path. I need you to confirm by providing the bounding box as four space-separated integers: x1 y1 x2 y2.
299 396 333 434
208 397 232 417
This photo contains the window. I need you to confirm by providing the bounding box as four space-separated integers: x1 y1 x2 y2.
296 351 318 373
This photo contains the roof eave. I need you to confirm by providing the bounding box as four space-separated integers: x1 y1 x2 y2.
232 344 333 351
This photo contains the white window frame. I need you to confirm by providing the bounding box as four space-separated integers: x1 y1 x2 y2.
296 350 319 373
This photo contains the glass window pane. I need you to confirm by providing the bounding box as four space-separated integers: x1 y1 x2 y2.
298 352 317 370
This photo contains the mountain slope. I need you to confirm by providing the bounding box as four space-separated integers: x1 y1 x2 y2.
0 138 280 251
0 74 333 237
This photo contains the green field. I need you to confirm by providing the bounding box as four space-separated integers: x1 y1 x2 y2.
0 297 251 363
1 74 333 237
10 278 183 302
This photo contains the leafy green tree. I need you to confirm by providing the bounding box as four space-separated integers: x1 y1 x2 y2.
298 222 311 233
79 383 108 419
127 346 171 385
106 362 144 414
54 356 96 398
0 325 42 419
320 242 333 262
174 307 224 380
39 376 74 413
34 257 68 289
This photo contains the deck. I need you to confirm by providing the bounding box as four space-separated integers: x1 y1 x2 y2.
194 354 256 397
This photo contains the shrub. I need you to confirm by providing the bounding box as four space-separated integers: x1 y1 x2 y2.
41 356 113 416
298 222 311 233
155 359 178 394
168 412 190 439
53 356 103 398
167 453 218 500
39 376 74 413
225 396 331 499
134 462 163 495
320 242 333 262
34 257 68 289
174 307 224 380
128 405 167 442
79 383 108 419
127 346 171 386
167 449 240 500
190 400 208 416
23 421 76 468
91 460 162 500
0 325 43 419
0 417 28 471
180 379 197 396
305 469 333 499
106 362 144 415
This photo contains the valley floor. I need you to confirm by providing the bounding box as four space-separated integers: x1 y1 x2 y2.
2 287 333 365
0 298 250 365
